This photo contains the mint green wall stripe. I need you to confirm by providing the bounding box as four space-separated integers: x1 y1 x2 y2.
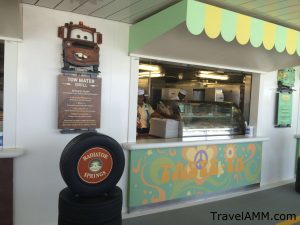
128 0 187 53
221 9 237 42
275 25 287 53
297 35 300 56
250 18 263 48
186 0 204 35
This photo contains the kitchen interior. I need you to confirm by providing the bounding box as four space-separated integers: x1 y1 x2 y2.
137 59 252 139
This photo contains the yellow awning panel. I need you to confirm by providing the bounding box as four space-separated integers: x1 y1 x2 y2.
236 14 251 45
263 22 276 50
204 5 221 39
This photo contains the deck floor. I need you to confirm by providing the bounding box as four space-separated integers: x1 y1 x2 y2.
123 183 300 225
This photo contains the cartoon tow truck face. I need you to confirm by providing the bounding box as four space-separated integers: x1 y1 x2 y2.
58 21 102 73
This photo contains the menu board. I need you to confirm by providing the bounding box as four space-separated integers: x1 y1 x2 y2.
275 92 292 127
58 75 101 129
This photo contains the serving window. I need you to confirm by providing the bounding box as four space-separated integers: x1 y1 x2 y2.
0 42 3 144
136 58 252 140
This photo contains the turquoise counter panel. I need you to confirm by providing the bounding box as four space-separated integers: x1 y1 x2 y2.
128 142 262 208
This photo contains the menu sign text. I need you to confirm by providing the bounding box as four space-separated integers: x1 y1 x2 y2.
58 75 101 129
275 92 292 127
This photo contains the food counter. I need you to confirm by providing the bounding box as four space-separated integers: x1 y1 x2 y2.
123 135 268 211
149 101 246 138
178 102 245 137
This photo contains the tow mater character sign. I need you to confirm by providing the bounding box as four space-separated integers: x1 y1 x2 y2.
58 21 102 72
57 21 102 131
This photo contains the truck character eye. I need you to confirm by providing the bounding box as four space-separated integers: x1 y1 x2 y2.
71 29 93 41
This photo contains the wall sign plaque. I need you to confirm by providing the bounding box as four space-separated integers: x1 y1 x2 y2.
275 91 292 127
275 67 294 128
58 75 101 129
277 68 295 88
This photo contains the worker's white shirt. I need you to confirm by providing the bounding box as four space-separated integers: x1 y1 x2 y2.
137 103 154 128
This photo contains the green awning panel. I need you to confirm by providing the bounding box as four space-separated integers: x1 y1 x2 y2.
129 0 187 53
129 0 300 56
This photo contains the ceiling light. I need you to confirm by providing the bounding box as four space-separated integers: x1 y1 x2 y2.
138 71 164 78
139 64 161 72
196 73 229 80
199 70 214 74
178 73 183 80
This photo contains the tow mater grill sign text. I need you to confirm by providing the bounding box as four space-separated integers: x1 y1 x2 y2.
58 75 101 129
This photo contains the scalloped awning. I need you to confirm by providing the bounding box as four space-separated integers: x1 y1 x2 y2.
186 0 300 55
129 0 300 72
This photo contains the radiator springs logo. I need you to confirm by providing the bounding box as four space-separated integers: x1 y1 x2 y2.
77 147 113 184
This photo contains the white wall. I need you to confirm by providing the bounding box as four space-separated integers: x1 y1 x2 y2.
255 67 300 185
14 5 130 225
3 41 18 147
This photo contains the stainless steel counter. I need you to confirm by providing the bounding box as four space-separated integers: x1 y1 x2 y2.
123 135 269 150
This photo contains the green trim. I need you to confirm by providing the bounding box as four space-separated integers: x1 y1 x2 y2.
128 0 187 53
297 139 300 158
297 37 300 56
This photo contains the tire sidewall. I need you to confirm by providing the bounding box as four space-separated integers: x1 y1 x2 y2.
60 133 125 196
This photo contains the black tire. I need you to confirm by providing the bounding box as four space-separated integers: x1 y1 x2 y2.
59 186 122 219
59 215 122 225
59 216 121 225
296 158 300 193
60 132 99 183
60 132 125 196
296 174 300 193
59 186 122 224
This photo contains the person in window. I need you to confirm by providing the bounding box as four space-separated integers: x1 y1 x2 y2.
172 89 187 101
157 89 187 120
137 89 161 134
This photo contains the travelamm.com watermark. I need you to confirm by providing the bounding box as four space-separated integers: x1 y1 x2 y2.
210 211 296 222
